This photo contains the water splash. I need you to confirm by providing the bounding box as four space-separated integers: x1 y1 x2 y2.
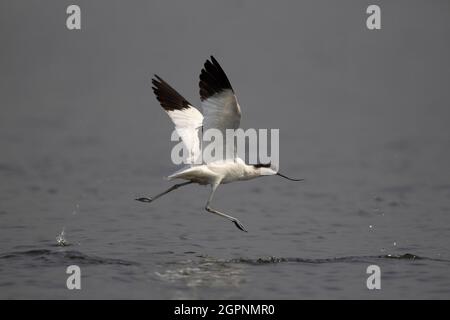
155 258 244 288
56 228 67 246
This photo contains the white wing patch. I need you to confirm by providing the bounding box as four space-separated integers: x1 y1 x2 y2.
167 107 203 164
201 90 241 161
201 89 241 133
152 75 204 165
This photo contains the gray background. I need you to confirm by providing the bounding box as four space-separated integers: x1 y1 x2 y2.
1 0 450 299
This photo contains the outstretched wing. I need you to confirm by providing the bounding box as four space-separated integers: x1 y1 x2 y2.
199 56 241 161
152 75 203 165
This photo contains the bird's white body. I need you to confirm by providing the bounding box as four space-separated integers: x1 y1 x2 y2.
168 158 274 185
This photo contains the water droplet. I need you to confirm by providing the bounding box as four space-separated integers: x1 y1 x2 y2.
56 228 68 246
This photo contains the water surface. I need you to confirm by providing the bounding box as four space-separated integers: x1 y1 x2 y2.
1 0 450 299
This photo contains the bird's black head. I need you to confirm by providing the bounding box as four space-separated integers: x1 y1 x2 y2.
252 163 271 169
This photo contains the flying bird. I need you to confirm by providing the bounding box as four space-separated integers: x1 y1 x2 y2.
136 56 303 232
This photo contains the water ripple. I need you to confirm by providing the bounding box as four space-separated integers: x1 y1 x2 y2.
0 249 137 266
225 253 450 265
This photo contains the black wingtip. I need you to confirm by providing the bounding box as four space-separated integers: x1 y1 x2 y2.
199 56 234 101
151 75 192 111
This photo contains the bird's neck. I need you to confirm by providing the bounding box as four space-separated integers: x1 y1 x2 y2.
242 164 261 179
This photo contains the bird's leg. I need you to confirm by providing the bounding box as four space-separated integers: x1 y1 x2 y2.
204 183 248 232
135 181 192 203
